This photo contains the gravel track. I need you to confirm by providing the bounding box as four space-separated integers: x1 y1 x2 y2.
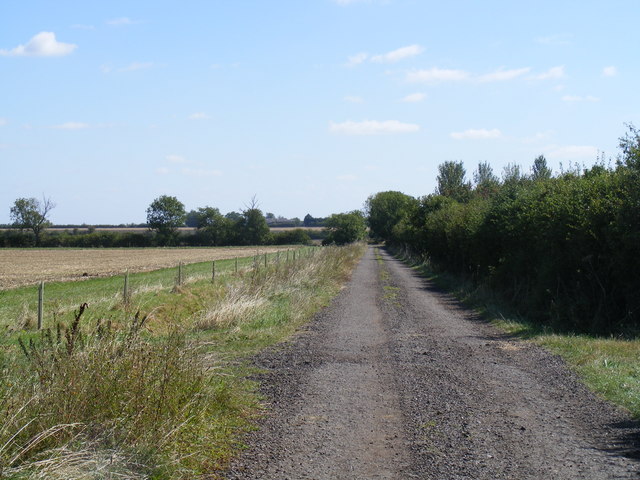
226 246 639 479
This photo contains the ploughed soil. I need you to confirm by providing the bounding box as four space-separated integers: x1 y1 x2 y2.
225 246 640 479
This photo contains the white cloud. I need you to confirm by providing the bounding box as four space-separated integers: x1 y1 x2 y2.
344 95 364 103
603 66 618 77
120 62 154 72
535 33 572 46
371 44 424 63
333 0 369 5
107 17 140 26
156 167 170 175
477 67 531 82
0 118 7 127
534 65 565 80
407 67 470 83
181 167 222 177
346 52 368 67
401 93 426 103
0 32 77 57
450 128 502 140
548 145 598 160
166 154 187 164
330 120 420 135
189 112 210 120
337 174 358 181
562 95 599 102
52 122 89 130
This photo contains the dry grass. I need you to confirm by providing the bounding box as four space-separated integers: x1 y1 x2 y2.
0 246 292 290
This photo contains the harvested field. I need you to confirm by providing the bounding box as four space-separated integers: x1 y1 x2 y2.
0 246 293 290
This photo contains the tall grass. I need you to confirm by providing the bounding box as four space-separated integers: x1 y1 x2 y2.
0 244 365 478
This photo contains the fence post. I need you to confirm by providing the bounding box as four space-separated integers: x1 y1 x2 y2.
177 262 183 286
264 253 268 268
293 250 296 261
38 281 44 330
286 250 290 262
123 270 130 304
235 257 238 273
212 260 216 282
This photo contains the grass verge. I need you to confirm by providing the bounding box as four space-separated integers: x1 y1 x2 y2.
391 248 640 420
0 244 366 479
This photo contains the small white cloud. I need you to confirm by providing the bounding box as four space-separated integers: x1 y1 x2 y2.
100 64 113 74
181 167 222 177
602 66 617 77
371 44 424 63
478 67 531 82
189 112 210 120
548 145 598 160
344 95 364 103
166 154 187 164
0 32 77 57
522 131 554 144
534 65 565 80
52 122 89 130
407 67 470 83
535 33 572 46
451 128 502 140
0 118 7 127
107 17 140 26
401 93 426 103
330 120 420 135
562 95 599 102
156 167 170 175
337 174 358 181
120 62 154 72
346 52 368 67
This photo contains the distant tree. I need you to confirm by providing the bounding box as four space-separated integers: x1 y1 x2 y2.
146 195 186 245
323 211 367 245
225 211 242 222
303 214 315 227
436 161 472 202
10 196 55 246
531 155 552 181
473 161 500 198
194 206 232 245
235 197 270 245
185 209 199 228
291 217 301 227
502 163 523 185
365 191 417 243
619 123 640 169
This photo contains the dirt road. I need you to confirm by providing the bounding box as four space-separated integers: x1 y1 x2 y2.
226 246 639 479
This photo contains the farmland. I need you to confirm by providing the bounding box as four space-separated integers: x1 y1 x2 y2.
0 246 293 290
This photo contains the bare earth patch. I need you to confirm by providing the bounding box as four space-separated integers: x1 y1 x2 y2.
0 247 292 290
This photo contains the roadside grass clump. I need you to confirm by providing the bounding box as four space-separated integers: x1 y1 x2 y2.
0 244 366 478
394 248 640 420
0 305 251 479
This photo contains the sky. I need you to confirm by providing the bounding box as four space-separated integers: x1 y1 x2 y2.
1 0 639 225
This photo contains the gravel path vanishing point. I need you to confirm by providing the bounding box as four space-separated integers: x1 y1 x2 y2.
226 246 639 479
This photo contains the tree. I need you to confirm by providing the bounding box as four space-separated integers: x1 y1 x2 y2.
323 211 367 245
10 196 55 246
531 155 552 181
473 162 500 198
365 191 416 243
235 197 270 245
193 206 232 245
619 123 640 170
184 209 199 227
436 161 472 202
146 195 186 245
502 163 523 185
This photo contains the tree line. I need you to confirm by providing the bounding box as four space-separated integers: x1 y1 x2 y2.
366 125 640 334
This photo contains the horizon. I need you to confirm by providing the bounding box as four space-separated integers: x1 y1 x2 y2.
2 0 639 224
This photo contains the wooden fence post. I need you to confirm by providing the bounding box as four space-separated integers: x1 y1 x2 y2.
235 257 238 273
264 253 268 268
177 262 183 286
38 281 44 330
212 260 216 282
123 270 130 304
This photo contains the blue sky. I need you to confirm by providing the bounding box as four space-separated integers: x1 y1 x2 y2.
1 0 638 224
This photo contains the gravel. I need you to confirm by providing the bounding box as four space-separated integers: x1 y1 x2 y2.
225 246 639 479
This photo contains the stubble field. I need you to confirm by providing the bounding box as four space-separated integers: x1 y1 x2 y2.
0 246 293 290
